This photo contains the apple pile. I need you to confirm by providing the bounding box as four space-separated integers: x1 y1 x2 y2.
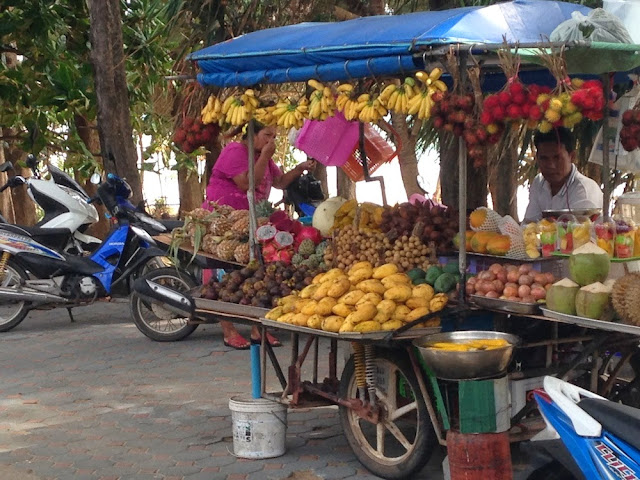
466 263 555 304
620 108 640 152
173 117 220 154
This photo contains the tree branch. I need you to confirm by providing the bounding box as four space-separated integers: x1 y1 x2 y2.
333 6 360 20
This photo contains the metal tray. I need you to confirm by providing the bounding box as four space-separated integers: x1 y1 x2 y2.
463 252 560 263
540 307 640 336
470 294 541 315
542 208 601 218
259 318 441 342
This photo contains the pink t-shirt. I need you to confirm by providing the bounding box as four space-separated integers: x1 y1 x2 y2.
203 142 282 210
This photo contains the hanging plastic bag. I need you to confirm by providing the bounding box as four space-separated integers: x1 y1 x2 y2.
550 8 634 43
589 82 640 173
604 0 640 43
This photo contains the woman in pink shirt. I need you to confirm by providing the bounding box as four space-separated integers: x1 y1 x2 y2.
203 124 315 349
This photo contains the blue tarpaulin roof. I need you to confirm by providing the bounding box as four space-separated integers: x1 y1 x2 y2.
190 0 592 87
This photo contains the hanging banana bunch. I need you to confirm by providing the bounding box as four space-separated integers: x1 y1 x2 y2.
357 93 387 123
379 77 419 115
272 97 309 129
201 94 223 125
307 79 336 120
254 105 277 126
335 83 361 121
407 69 448 120
222 89 260 126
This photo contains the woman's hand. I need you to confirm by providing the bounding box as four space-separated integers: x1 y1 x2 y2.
260 138 277 159
297 159 316 172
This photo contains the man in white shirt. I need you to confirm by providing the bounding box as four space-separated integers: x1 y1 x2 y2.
523 127 603 223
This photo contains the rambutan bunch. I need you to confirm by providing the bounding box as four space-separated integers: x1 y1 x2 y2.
481 79 536 129
173 117 220 154
620 107 640 152
570 79 605 121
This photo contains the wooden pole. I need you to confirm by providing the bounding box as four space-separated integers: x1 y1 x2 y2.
247 120 259 262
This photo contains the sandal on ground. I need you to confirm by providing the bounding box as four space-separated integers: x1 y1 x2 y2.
223 334 251 350
250 332 282 347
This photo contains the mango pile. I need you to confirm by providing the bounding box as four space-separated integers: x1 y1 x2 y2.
264 262 448 333
331 200 384 233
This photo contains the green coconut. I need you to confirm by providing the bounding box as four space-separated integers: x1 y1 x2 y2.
546 278 580 315
569 242 611 287
575 282 612 320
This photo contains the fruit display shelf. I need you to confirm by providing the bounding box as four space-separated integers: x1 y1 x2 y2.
540 307 640 336
551 251 640 263
470 294 541 315
154 233 246 270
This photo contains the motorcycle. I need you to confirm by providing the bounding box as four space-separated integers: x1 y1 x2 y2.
528 375 640 479
0 172 196 332
0 155 101 254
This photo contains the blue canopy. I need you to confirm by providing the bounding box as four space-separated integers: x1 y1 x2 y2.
190 0 591 87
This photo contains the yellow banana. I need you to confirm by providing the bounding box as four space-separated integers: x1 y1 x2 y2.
307 79 324 91
357 93 370 103
222 96 235 114
431 80 448 92
323 86 332 98
380 84 397 101
429 68 443 81
414 70 429 84
337 83 354 93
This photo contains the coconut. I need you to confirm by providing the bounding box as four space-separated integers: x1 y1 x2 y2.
575 282 612 320
312 197 346 236
546 278 580 315
569 242 610 286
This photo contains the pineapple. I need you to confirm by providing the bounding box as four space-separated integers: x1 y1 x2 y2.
207 202 234 216
217 239 241 261
201 234 219 255
209 216 233 236
234 242 251 264
229 209 249 223
231 216 250 237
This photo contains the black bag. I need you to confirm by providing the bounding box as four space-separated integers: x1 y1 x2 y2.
285 173 325 216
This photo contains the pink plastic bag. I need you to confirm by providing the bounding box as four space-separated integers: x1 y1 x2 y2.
294 112 359 167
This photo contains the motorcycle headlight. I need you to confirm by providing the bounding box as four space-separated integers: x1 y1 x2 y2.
131 225 154 244
135 212 166 232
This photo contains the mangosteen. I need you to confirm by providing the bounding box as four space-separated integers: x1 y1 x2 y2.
268 286 279 296
239 297 250 305
281 286 292 296
239 267 253 278
220 292 232 303
282 270 293 280
251 297 261 307
254 280 265 291
303 276 313 286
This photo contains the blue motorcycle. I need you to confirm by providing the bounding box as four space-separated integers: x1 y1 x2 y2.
0 173 196 333
528 376 640 480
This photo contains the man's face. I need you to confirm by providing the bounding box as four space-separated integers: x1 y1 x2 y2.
536 141 574 187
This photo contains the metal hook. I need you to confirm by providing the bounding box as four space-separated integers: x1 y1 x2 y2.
343 60 354 80
397 55 406 78
284 67 293 84
365 58 380 86
313 65 322 82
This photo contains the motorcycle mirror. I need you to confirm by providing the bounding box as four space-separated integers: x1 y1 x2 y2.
0 161 13 173
25 154 38 170
90 172 102 185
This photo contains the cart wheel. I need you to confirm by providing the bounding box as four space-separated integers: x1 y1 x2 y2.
130 267 198 342
338 348 436 479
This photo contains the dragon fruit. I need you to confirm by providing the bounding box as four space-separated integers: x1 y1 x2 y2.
273 231 294 249
269 210 288 224
256 224 277 243
295 226 322 246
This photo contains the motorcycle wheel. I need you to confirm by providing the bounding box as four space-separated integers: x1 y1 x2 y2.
338 348 436 479
0 259 29 332
130 267 198 342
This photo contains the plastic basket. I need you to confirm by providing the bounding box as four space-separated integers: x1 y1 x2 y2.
294 112 359 167
341 124 397 182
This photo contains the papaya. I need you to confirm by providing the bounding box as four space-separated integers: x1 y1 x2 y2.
425 266 443 286
469 208 487 229
486 234 511 256
453 230 474 251
442 262 459 275
470 231 497 254
407 268 426 282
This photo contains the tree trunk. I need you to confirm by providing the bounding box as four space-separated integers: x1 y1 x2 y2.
74 114 110 239
439 132 488 212
391 113 423 197
315 162 329 198
337 168 355 200
178 167 203 219
488 139 518 219
2 128 36 226
0 143 14 223
88 0 142 204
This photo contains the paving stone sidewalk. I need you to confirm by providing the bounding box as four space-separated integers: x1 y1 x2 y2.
0 301 541 480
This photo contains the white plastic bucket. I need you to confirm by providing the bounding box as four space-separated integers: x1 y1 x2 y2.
228 396 287 459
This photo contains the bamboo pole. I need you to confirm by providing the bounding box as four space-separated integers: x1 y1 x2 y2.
247 120 259 262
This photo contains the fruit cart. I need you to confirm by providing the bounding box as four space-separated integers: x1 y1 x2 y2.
136 0 640 477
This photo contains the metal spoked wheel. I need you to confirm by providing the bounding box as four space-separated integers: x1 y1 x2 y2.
0 259 29 332
338 348 436 479
130 267 198 342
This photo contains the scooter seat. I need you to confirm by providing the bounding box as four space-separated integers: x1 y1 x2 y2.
579 397 640 451
0 224 71 252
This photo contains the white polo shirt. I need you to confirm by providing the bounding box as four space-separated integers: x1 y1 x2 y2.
523 164 603 222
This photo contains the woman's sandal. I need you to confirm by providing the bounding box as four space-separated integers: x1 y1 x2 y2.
250 332 282 347
223 334 251 350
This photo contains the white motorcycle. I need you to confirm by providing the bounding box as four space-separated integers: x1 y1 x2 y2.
0 155 101 254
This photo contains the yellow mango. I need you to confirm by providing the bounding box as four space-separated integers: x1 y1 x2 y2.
357 279 386 295
301 300 319 316
327 277 351 298
312 272 325 284
312 281 332 300
391 305 412 322
429 293 448 312
373 310 391 323
381 273 411 288
349 261 374 273
412 284 435 301
405 307 430 323
321 315 344 333
373 263 399 279
345 303 377 324
292 313 310 326
307 314 325 329
384 284 413 303
354 320 382 332
295 298 313 313
332 303 355 318
338 289 366 305
356 292 382 307
348 267 374 284
376 299 397 316
406 297 430 309
315 297 337 316
282 302 297 314
265 306 283 321
381 319 404 331
299 284 320 299
322 268 347 283
339 320 356 333
278 312 296 324
278 294 298 307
